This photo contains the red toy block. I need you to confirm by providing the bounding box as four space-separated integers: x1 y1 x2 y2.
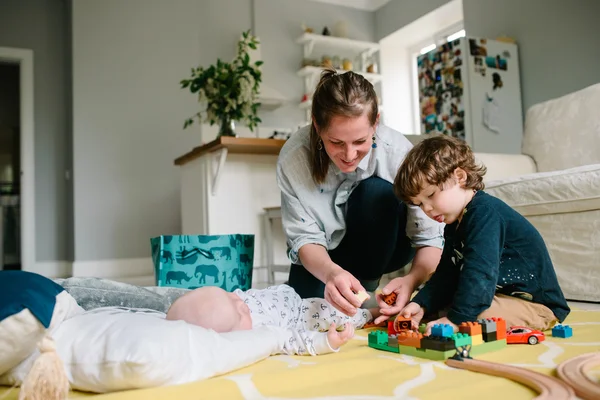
459 321 482 336
396 330 422 348
388 320 397 335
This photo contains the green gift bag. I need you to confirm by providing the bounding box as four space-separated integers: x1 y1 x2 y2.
150 234 254 291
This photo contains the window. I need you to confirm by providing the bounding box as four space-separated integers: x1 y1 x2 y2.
411 24 465 134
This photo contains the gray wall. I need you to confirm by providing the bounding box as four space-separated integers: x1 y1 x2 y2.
0 0 71 262
256 0 376 128
375 0 452 40
463 0 600 113
72 0 375 261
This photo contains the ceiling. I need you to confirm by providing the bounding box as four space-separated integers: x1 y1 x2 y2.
308 0 392 12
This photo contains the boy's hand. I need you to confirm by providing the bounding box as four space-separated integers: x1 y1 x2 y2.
398 302 425 330
424 317 459 336
327 322 355 350
374 276 415 324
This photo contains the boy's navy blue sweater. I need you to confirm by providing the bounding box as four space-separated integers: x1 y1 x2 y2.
412 190 570 324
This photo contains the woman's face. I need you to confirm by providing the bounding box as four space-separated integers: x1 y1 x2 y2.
318 113 377 173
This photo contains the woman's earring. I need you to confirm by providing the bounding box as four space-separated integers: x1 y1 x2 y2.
372 135 377 149
318 139 323 151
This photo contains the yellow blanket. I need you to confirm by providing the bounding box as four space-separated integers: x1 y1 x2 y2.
2 308 599 400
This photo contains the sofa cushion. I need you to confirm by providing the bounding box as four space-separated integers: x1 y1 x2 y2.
522 83 600 172
486 164 600 216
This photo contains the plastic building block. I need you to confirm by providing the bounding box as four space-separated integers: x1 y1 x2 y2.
490 317 507 340
459 321 482 336
396 330 422 348
483 331 498 342
393 316 412 332
418 323 427 334
368 331 399 353
381 292 397 306
477 318 497 334
398 344 456 361
470 339 507 356
451 333 472 348
431 323 454 338
355 290 370 303
387 319 397 335
552 324 573 338
421 335 456 352
470 334 483 346
368 330 388 346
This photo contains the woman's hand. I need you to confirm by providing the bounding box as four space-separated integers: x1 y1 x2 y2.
324 268 366 316
373 276 416 324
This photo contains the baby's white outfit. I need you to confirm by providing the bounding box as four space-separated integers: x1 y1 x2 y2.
234 284 372 356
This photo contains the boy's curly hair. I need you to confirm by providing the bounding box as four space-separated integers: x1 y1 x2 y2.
394 135 487 203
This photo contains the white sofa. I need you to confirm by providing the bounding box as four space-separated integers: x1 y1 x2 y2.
484 83 600 302
406 83 600 302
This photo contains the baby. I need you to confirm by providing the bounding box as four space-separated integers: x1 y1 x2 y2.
166 284 379 356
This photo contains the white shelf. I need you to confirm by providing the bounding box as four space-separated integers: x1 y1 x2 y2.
296 33 380 58
297 66 382 84
259 97 284 111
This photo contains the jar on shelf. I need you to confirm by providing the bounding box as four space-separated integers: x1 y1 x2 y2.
321 55 332 68
342 58 352 71
332 55 342 70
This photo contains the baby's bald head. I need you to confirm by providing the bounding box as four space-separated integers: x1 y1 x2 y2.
166 286 252 332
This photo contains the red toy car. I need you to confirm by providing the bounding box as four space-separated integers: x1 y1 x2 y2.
506 326 546 345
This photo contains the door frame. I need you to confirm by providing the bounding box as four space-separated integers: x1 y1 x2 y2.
0 47 35 272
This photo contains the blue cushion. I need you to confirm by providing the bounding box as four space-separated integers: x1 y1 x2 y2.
0 270 64 328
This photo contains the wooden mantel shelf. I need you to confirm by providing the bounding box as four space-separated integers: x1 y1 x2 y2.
174 137 286 166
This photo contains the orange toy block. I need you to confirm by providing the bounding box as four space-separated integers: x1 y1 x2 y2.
459 321 482 336
394 316 412 332
489 317 507 340
381 292 397 306
396 330 423 348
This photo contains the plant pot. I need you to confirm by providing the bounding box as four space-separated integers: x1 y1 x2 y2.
218 116 237 137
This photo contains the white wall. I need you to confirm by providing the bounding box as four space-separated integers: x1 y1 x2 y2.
380 0 463 134
463 0 600 113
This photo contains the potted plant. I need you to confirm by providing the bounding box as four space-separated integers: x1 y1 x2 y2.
181 30 263 137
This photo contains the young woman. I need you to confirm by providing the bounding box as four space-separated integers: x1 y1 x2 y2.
276 68 444 317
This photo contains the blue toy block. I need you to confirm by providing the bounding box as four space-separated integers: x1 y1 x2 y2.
431 323 454 338
552 324 573 338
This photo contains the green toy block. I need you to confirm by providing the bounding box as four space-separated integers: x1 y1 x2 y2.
369 341 400 353
398 344 456 361
451 332 472 348
418 324 427 334
470 339 507 356
368 330 389 346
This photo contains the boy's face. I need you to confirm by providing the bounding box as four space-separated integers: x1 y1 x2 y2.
409 169 475 225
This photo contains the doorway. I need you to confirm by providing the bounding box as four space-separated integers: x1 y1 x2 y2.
0 47 35 273
0 62 21 270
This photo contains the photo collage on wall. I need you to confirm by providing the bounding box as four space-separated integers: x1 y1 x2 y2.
417 39 465 140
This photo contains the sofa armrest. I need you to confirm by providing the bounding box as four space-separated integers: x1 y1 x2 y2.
475 153 537 182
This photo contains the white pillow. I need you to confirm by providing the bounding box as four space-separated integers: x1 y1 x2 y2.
7 307 288 393
0 289 83 378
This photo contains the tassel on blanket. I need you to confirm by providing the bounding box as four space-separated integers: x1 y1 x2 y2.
18 336 69 400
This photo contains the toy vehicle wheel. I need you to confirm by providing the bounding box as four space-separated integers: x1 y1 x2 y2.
528 336 538 345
